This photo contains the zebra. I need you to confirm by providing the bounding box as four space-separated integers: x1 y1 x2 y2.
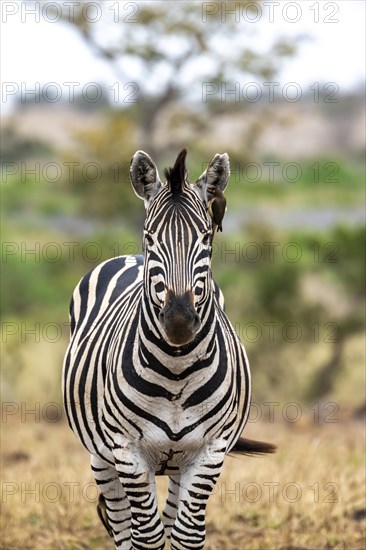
62 149 275 550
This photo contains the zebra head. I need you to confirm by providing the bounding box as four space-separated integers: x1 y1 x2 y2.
130 149 230 346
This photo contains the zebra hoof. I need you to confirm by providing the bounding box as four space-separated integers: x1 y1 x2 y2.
97 493 113 538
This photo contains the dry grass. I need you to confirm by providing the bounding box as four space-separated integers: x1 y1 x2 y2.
1 415 365 550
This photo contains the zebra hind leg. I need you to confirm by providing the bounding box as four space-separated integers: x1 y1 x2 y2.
91 454 132 550
162 475 180 542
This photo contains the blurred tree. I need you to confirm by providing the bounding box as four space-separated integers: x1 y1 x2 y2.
41 0 297 157
305 226 365 402
0 127 52 164
212 222 365 405
62 111 141 221
14 85 110 112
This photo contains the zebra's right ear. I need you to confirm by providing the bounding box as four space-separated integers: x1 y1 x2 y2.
130 151 162 208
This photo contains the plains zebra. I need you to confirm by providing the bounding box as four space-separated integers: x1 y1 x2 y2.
63 149 275 550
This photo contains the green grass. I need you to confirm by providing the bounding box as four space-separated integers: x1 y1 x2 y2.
224 157 365 206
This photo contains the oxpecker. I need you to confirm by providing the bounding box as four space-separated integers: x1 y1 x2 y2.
207 187 227 232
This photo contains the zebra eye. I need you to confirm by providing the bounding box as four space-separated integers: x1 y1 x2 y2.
145 233 154 247
155 281 165 294
202 232 211 246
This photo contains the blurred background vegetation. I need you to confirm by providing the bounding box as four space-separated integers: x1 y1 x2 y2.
1 0 365 417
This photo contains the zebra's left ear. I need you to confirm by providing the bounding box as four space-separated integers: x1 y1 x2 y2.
195 153 230 204
130 151 162 208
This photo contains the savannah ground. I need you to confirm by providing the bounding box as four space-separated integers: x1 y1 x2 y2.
1 410 365 550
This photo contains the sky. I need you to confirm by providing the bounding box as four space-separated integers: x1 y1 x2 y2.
1 0 365 114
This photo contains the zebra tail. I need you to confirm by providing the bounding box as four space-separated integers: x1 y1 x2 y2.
230 437 277 456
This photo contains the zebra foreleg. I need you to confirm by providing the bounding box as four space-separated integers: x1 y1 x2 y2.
170 443 226 550
97 493 113 537
113 442 166 550
91 454 132 550
162 475 180 541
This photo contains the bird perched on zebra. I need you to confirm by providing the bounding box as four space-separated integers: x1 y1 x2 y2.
207 186 227 233
62 149 275 550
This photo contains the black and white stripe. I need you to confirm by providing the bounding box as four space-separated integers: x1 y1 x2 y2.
63 150 272 550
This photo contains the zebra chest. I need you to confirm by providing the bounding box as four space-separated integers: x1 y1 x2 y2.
103 332 235 463
117 379 205 431
104 367 226 449
115 395 216 471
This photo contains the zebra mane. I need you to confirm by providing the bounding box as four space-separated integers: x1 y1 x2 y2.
164 148 187 196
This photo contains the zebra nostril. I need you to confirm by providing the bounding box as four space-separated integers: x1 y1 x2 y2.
159 311 165 324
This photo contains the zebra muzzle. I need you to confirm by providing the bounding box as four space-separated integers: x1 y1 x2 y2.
159 290 200 346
